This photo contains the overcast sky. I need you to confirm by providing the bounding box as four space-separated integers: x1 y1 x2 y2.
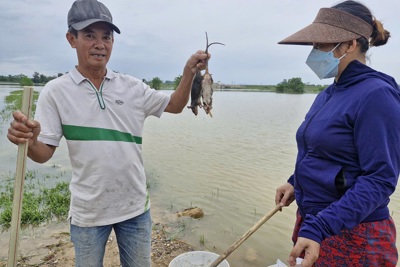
1 0 399 85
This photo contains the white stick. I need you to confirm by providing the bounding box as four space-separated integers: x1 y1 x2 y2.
8 87 34 267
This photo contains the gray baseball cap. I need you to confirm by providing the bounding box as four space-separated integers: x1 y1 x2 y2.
68 0 121 34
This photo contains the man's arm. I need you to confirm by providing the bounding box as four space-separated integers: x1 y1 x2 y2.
7 111 56 163
165 50 210 114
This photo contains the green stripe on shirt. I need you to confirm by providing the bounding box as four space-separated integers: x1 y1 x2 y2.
62 125 142 144
144 188 150 211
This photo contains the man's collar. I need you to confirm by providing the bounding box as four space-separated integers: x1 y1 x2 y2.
69 66 116 84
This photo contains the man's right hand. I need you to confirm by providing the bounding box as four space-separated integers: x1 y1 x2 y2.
7 110 41 147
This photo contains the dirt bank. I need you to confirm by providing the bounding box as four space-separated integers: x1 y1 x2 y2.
0 210 194 267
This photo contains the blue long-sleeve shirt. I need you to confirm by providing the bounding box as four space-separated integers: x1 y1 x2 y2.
288 60 400 244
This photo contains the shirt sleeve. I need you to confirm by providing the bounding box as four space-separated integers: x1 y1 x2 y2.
35 84 63 146
288 174 294 186
142 83 170 118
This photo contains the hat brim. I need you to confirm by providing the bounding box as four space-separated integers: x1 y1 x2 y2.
278 22 363 46
71 18 121 34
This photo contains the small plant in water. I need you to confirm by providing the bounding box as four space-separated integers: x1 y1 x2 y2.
211 188 220 199
0 169 70 231
166 220 186 241
199 233 205 246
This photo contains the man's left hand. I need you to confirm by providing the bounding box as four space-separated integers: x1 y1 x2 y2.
185 50 210 74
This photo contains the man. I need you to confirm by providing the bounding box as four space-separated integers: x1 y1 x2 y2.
7 0 209 266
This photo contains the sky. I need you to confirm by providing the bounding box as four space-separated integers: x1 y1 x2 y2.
1 0 399 86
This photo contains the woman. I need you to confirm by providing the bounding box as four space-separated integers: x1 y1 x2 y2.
275 1 400 266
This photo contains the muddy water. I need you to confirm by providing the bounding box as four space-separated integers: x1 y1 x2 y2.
1 86 400 266
143 91 309 267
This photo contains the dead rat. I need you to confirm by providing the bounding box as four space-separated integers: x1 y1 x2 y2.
187 32 224 117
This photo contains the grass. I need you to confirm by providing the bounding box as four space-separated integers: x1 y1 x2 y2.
0 170 70 231
0 88 70 231
165 220 187 241
0 89 39 122
199 233 205 246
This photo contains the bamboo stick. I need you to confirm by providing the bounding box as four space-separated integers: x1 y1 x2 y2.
209 204 282 267
8 87 34 267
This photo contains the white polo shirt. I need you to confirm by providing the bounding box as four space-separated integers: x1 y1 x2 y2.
35 67 170 227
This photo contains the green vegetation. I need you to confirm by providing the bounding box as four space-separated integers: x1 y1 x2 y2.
173 75 182 90
32 71 63 84
1 72 329 94
143 77 172 90
304 84 326 93
150 77 162 90
0 74 29 84
276 77 305 94
199 233 205 245
0 90 68 231
19 76 33 86
0 170 70 231
0 72 62 85
222 84 276 92
0 89 39 122
214 80 326 93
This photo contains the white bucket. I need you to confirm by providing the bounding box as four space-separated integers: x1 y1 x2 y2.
169 251 230 267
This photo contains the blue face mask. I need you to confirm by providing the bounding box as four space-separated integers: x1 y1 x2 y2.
305 43 347 80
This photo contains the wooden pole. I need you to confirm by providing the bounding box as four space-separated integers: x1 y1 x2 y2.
7 87 34 267
209 204 282 267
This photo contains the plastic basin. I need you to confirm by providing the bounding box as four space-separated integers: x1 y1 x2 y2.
169 251 230 267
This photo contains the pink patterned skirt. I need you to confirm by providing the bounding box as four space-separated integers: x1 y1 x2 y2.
292 211 398 266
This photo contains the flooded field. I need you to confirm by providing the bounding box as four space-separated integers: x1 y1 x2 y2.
1 85 400 266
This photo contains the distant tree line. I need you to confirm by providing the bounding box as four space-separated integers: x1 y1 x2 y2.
145 77 162 90
0 72 64 86
1 72 326 93
142 75 181 90
276 77 305 94
32 72 64 84
1 72 184 90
